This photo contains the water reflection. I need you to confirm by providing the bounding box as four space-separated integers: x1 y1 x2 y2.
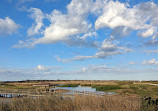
54 85 115 95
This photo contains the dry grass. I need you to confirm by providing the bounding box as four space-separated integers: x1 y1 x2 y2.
9 80 118 86
0 95 141 111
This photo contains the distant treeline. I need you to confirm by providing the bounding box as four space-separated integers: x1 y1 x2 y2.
1 80 158 83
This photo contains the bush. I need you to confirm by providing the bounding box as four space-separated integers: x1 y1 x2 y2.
92 85 121 91
58 84 79 87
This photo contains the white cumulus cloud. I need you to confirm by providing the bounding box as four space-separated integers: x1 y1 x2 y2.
95 1 158 39
13 0 102 48
143 58 158 65
0 17 19 36
27 8 45 36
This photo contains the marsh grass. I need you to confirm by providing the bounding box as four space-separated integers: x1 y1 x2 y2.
122 84 158 97
58 84 79 87
0 95 141 111
92 85 121 91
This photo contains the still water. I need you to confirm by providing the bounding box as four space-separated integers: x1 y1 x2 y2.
55 85 115 94
0 94 26 98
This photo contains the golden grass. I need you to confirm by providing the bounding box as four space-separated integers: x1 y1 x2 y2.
0 95 141 111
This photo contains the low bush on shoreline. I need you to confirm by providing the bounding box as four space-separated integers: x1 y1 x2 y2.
92 85 122 91
58 84 79 87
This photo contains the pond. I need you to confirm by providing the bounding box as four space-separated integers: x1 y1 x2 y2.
54 85 115 95
0 94 27 98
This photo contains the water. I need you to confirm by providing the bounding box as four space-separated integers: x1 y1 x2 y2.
0 94 26 98
54 85 115 95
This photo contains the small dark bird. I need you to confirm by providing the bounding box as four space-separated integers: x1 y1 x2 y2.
156 99 158 105
151 100 155 105
145 97 151 101
145 98 148 101
148 100 151 105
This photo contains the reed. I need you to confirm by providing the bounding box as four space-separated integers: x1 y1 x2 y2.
0 95 141 111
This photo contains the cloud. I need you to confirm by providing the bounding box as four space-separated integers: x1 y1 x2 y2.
0 65 123 80
143 58 158 65
138 28 155 38
95 1 147 30
1 64 158 81
56 55 94 62
79 65 109 73
12 0 158 63
95 1 158 39
36 65 49 71
27 8 45 36
14 1 158 48
64 35 99 48
145 39 158 46
0 65 62 80
143 50 158 53
35 64 61 72
13 0 102 48
129 61 136 65
0 17 19 36
12 38 39 48
37 7 91 44
7 0 36 11
56 39 131 62
94 39 131 58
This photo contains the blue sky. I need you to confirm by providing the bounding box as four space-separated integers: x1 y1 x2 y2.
0 0 158 81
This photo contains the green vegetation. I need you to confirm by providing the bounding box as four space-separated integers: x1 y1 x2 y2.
116 83 158 98
80 84 92 87
92 85 122 91
58 84 79 87
128 84 158 97
115 81 134 85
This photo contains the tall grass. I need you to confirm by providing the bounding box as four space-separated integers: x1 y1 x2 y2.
0 95 141 111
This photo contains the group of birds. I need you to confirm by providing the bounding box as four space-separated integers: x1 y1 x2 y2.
145 97 158 105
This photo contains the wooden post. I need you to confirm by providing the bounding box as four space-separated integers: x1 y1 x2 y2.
49 86 51 94
54 85 56 93
28 90 30 97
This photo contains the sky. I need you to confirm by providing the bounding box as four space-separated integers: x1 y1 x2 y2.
0 0 158 81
